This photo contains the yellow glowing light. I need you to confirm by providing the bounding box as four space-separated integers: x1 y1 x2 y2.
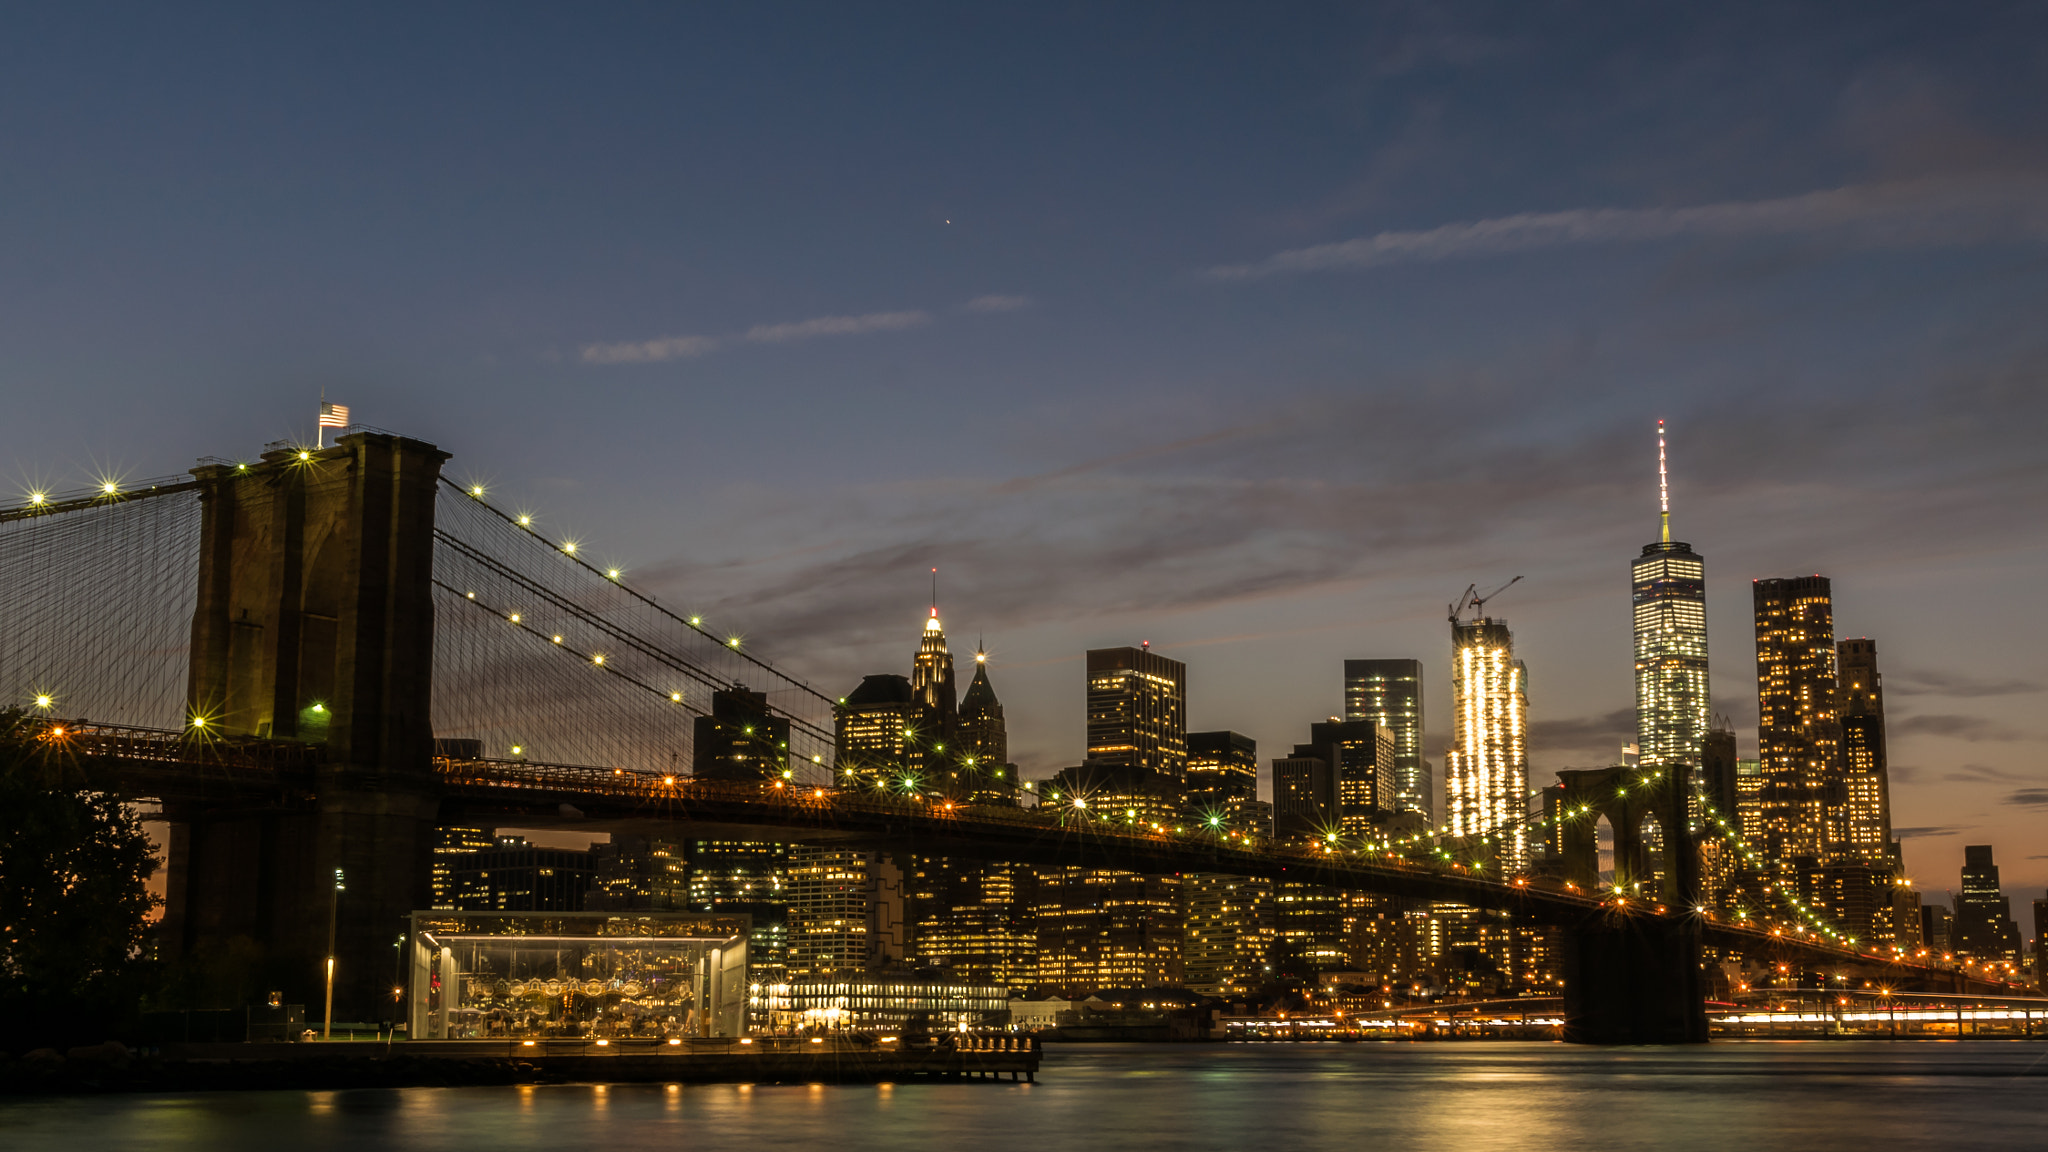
561 541 577 554
102 481 118 494
689 617 701 626
509 613 521 623
470 485 485 497
33 694 53 709
298 451 310 461
466 591 476 599
311 703 325 713
607 568 620 579
28 492 46 505
518 515 532 526
190 716 207 728
663 776 676 786
511 745 523 755
727 637 740 647
670 691 683 702
552 635 564 643
592 654 605 665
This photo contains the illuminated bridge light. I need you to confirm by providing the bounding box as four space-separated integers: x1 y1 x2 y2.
470 485 485 497
33 694 53 709
561 541 577 554
670 692 682 702
509 613 521 623
27 491 46 505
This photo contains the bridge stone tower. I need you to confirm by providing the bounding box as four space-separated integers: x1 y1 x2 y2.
159 431 449 1021
1552 763 1707 1043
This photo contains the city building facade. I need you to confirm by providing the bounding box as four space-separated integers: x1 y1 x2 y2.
1185 730 1261 832
957 648 1018 804
687 839 792 985
1752 576 1842 873
911 606 958 781
1952 845 2023 967
1343 658 1429 820
1086 646 1188 784
1835 638 1896 866
1632 424 1710 789
1446 618 1530 868
786 848 907 976
692 685 793 782
908 857 1037 992
1181 872 1273 996
442 836 597 912
835 674 914 792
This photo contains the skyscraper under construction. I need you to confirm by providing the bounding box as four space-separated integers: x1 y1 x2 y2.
1446 608 1529 870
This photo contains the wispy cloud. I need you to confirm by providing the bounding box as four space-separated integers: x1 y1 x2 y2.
582 309 932 364
1894 825 1967 839
964 294 1033 313
1939 763 2040 784
1205 175 2048 280
2003 789 2048 808
580 334 720 364
744 310 931 344
1891 713 2034 743
1889 669 2044 698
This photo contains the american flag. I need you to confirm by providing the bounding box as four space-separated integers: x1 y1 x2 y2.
318 401 349 430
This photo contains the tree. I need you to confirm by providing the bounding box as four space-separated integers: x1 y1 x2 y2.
0 711 161 1051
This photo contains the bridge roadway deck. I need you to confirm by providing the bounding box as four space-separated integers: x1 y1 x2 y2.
36 721 2016 989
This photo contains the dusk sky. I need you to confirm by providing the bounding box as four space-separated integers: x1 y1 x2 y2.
4 4 2044 896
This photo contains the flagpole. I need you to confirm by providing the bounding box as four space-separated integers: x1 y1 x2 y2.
318 388 326 449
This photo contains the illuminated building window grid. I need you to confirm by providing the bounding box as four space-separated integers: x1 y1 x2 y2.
1447 628 1528 868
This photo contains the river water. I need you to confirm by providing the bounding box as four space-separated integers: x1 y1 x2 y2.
4 1042 2045 1151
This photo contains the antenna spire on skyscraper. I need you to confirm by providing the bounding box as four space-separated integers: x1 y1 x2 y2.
1658 418 1671 544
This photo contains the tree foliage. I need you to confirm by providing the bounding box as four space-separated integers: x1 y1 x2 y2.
0 710 161 1050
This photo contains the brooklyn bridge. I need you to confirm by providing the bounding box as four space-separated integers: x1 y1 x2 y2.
1 430 2018 1045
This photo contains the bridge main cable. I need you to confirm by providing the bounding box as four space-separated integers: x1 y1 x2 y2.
437 476 838 712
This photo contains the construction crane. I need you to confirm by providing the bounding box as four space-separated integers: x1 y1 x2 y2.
1449 575 1522 625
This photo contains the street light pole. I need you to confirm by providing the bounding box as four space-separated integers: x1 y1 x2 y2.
324 868 345 1039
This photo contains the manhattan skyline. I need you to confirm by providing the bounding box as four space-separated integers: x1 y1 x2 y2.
2 3 2043 895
